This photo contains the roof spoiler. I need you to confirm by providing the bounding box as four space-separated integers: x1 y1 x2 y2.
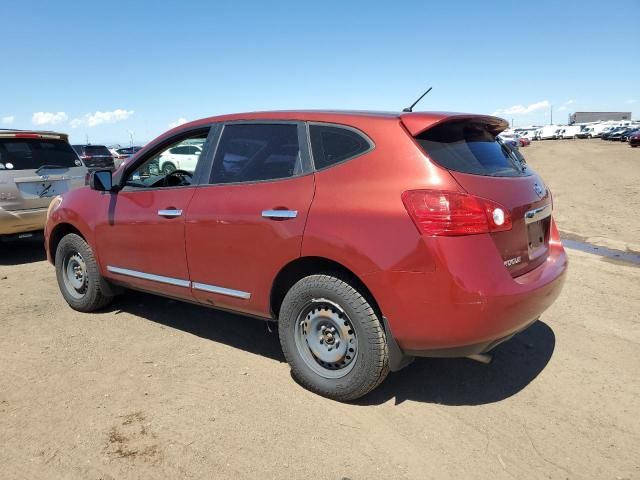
400 112 509 137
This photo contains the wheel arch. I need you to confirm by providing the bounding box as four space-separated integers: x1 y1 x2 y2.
48 222 86 264
270 256 382 321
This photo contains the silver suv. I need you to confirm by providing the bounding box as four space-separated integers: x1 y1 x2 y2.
0 130 88 238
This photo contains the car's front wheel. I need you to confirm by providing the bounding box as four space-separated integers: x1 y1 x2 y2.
278 274 389 401
55 233 113 312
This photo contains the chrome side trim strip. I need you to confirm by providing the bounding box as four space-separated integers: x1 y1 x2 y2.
106 266 191 288
261 209 298 219
524 204 552 224
192 282 251 299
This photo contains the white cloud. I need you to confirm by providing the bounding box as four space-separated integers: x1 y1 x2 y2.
1 115 14 125
32 111 68 126
70 109 134 128
625 99 637 105
492 100 550 116
169 117 188 128
557 99 577 111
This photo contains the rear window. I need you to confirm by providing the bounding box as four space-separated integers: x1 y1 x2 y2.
84 145 112 156
415 121 528 177
310 125 371 169
0 139 80 171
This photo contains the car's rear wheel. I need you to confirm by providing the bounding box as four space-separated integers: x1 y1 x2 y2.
55 233 113 312
278 274 389 401
162 162 177 175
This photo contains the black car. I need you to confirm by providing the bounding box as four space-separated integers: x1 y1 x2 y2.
620 128 640 142
609 128 634 141
601 127 629 140
72 144 115 169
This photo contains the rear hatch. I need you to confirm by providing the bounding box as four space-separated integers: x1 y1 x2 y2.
410 117 552 277
75 145 114 169
0 135 87 211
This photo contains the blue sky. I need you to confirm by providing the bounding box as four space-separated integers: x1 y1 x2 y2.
1 0 638 145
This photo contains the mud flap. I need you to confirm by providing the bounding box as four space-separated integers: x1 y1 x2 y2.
382 316 414 372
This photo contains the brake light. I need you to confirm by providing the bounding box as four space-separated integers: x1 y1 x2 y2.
402 190 512 236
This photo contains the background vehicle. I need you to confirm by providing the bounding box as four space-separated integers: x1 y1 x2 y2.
111 146 143 169
519 136 531 147
536 126 562 140
46 110 568 401
601 127 628 140
558 125 582 139
629 131 640 147
72 144 115 170
619 128 640 142
157 143 202 173
497 132 520 149
1 130 87 238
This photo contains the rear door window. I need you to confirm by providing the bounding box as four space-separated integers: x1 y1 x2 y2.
415 120 528 177
309 124 372 169
0 139 79 170
211 124 302 184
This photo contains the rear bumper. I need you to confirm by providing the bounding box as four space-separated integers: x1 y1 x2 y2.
364 218 568 357
0 207 47 236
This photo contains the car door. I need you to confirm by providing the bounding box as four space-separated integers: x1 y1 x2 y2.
185 122 315 317
95 126 214 299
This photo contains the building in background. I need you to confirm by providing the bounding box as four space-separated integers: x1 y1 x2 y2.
569 112 631 124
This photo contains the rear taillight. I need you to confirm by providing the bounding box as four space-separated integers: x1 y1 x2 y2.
402 190 512 236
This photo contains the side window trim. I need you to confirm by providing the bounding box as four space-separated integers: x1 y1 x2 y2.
205 120 312 186
118 125 218 191
306 121 375 171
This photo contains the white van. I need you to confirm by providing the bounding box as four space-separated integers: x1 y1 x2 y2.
535 126 562 140
558 125 582 139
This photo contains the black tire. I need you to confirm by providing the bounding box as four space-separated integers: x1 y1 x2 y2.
161 162 177 175
55 233 113 312
278 274 389 401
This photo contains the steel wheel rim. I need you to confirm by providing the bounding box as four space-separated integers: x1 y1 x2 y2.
62 251 88 299
294 299 358 379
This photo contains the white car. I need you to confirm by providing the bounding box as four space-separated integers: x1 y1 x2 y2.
158 144 202 173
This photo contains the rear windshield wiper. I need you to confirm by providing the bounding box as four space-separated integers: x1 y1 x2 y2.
35 164 68 174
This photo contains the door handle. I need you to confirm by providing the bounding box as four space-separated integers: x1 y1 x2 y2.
261 209 298 220
158 209 183 218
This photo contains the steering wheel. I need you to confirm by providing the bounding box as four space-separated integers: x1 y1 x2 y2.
163 169 193 187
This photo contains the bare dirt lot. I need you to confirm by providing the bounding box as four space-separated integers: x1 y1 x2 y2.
1 140 639 480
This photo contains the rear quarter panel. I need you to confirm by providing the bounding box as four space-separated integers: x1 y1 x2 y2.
301 117 461 295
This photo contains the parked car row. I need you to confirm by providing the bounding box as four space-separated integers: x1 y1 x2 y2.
505 122 640 146
600 126 640 143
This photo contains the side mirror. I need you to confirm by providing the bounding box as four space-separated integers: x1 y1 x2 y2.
89 170 113 192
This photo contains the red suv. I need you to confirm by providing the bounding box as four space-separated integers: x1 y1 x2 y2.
45 111 568 401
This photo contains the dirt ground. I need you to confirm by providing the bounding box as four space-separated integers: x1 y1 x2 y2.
1 140 639 480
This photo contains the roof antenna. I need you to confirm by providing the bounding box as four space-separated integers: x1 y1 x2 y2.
403 87 433 112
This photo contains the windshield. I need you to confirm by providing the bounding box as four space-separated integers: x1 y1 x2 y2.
0 139 80 171
415 120 529 177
